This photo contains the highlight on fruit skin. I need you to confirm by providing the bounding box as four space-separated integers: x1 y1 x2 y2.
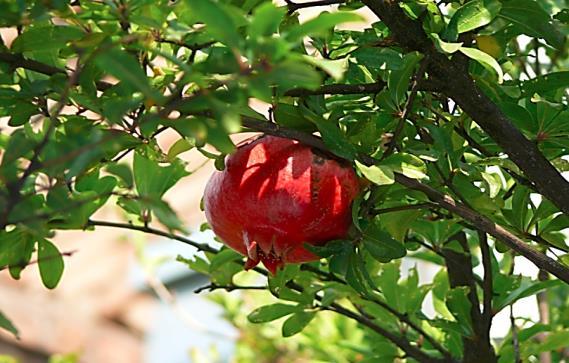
203 135 360 274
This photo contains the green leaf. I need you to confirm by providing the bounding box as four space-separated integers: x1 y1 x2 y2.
377 262 402 310
282 311 316 337
431 33 463 54
494 278 562 312
302 56 348 81
273 103 317 133
247 303 299 323
541 214 569 234
345 248 371 294
499 0 565 50
248 2 286 39
104 163 133 189
382 153 428 180
167 138 194 161
304 239 351 258
286 12 363 41
94 48 160 101
355 160 395 185
303 112 357 160
362 218 407 262
37 239 64 289
388 52 422 106
7 101 39 127
11 26 84 52
446 287 474 336
268 264 300 294
458 46 503 84
0 310 18 338
481 171 502 198
521 72 569 97
525 330 569 356
185 0 241 47
0 229 35 275
133 151 189 198
209 248 242 273
444 0 501 41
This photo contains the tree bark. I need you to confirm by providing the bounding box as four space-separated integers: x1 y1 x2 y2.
442 232 497 363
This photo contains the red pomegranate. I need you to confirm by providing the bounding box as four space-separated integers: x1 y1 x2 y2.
203 135 360 274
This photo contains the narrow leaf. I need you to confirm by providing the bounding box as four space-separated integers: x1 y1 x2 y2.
0 310 18 338
38 239 64 289
94 48 160 101
282 311 316 337
445 0 501 41
459 46 503 84
355 160 395 185
185 0 241 47
248 303 299 323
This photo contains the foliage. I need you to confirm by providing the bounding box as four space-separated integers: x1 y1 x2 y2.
0 0 568 362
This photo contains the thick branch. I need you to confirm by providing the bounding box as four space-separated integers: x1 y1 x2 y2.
442 232 496 363
479 232 493 324
360 0 569 217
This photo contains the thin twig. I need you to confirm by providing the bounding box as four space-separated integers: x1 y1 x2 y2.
536 269 552 363
384 58 429 157
145 268 236 339
0 250 77 272
285 0 346 14
193 283 267 294
285 82 386 97
372 202 436 215
510 306 521 363
87 219 218 253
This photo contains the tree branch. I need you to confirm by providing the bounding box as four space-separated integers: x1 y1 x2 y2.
536 269 552 363
384 58 429 157
87 219 218 253
360 0 569 218
372 202 436 215
0 250 77 272
285 0 346 14
479 232 493 323
510 307 522 363
0 52 113 91
285 81 386 97
284 80 439 97
442 232 496 363
194 283 267 294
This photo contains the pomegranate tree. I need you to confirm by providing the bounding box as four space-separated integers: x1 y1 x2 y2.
204 135 360 274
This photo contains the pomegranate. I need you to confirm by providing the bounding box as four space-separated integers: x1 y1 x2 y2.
203 135 360 274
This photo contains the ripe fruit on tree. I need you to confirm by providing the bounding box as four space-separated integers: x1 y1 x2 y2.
203 135 360 274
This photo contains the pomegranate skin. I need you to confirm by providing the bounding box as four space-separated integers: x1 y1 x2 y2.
203 135 360 274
